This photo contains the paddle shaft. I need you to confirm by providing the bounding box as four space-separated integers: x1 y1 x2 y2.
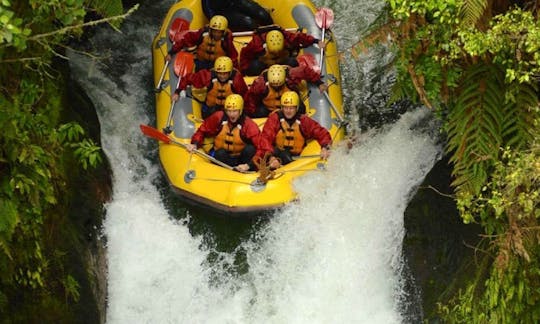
169 140 235 170
155 60 170 91
232 27 297 37
319 27 326 69
164 77 182 132
323 91 345 122
140 124 235 170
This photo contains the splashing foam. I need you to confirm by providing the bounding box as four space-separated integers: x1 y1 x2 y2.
164 110 441 323
230 109 442 323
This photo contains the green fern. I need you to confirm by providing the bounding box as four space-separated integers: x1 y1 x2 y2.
501 82 539 149
459 0 488 28
445 64 505 194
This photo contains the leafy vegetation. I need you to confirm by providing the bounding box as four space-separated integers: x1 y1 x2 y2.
0 0 133 320
356 0 539 321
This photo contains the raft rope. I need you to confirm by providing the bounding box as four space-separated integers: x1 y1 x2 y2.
185 164 324 185
253 152 279 184
183 151 326 185
185 177 254 185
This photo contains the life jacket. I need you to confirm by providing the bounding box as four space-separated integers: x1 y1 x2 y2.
261 70 293 112
258 44 290 66
196 29 227 62
205 70 235 107
262 85 293 112
274 113 305 155
213 116 246 157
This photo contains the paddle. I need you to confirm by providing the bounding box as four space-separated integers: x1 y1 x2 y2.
232 26 297 37
140 124 235 170
163 51 194 134
155 18 190 92
314 7 334 69
169 18 189 40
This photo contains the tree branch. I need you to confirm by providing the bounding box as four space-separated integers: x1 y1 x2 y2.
27 4 139 41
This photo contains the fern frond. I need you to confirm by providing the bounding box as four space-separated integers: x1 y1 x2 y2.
459 0 488 28
446 64 506 194
501 82 539 149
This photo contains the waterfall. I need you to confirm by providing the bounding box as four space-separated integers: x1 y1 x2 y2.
68 0 441 322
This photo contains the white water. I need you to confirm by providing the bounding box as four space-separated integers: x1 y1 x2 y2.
69 0 441 322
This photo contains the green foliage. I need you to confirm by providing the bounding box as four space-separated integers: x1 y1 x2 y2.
1 0 87 54
445 64 505 198
58 122 86 143
0 0 127 320
0 76 104 317
440 249 540 323
443 143 540 323
0 0 32 50
382 0 540 321
389 0 460 22
459 144 540 232
459 0 488 28
59 122 102 169
385 0 463 108
29 0 87 27
0 199 18 259
71 138 102 170
455 9 540 84
62 274 81 303
0 0 135 68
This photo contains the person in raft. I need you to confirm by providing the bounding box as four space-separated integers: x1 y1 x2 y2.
172 56 248 119
186 94 260 172
239 27 325 76
244 64 328 118
166 15 238 72
256 91 332 169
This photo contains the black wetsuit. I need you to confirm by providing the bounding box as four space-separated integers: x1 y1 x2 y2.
202 0 273 31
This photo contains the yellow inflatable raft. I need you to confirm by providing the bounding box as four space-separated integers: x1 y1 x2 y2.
148 0 345 214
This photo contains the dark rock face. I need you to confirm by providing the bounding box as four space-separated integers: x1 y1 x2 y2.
401 155 482 321
64 72 111 324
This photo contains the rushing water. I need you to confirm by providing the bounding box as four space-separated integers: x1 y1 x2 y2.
69 0 441 322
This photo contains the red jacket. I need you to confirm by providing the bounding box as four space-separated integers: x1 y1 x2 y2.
176 68 248 97
256 111 332 159
239 29 318 72
191 111 260 149
244 65 323 116
170 27 239 66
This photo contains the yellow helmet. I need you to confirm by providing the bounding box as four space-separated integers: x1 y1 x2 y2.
214 56 233 73
224 94 244 113
209 15 228 31
281 91 300 108
267 65 286 87
266 30 284 53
